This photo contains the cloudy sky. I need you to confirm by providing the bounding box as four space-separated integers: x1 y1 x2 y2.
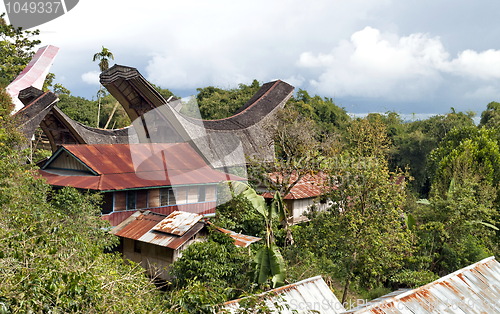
4 0 500 115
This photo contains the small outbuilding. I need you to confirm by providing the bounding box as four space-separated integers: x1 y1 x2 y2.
110 210 206 281
110 210 261 281
262 172 331 224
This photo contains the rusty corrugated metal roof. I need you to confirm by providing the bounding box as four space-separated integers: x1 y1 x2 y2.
62 143 209 175
110 210 205 250
152 211 202 236
207 222 261 247
343 256 500 313
262 172 330 200
224 276 346 313
39 143 245 190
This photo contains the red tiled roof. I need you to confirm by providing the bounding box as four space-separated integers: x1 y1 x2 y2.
262 172 330 200
39 143 245 191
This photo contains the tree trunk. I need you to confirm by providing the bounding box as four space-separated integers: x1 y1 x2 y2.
284 223 294 246
96 85 103 128
104 101 119 129
341 274 351 305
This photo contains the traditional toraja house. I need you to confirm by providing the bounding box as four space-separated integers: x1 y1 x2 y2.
38 143 245 226
261 172 332 224
12 49 295 169
110 210 261 281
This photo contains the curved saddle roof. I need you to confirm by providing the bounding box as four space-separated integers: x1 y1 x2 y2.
13 64 294 168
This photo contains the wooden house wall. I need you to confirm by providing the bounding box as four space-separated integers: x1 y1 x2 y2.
149 189 160 207
46 151 93 174
137 190 148 209
114 191 126 211
287 198 331 224
122 238 175 281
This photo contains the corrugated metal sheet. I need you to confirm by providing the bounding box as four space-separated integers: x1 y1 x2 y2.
39 143 245 190
207 222 261 247
224 276 346 313
152 211 202 236
102 202 217 226
343 256 500 313
262 172 330 200
110 210 205 250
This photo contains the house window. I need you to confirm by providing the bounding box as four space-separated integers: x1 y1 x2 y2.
102 192 114 214
206 185 216 202
198 186 206 202
160 188 176 206
175 187 187 205
126 191 137 210
187 187 199 203
134 240 141 253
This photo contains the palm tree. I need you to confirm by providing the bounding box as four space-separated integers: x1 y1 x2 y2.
93 46 114 72
92 46 114 127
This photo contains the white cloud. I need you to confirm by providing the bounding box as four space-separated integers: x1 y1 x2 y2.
446 49 500 79
298 26 500 103
298 52 335 68
81 71 100 86
299 27 447 100
30 0 500 113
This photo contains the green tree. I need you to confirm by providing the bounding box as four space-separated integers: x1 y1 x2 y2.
479 101 500 129
412 177 499 275
409 125 500 275
195 80 261 120
165 280 228 314
57 94 99 126
0 87 167 312
249 107 324 246
92 46 114 128
294 156 412 303
57 93 131 129
429 126 500 197
346 115 391 158
390 110 475 197
213 192 266 238
169 229 253 300
288 89 350 135
92 46 114 72
0 14 41 84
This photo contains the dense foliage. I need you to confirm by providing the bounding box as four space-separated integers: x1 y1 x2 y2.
0 87 169 312
0 14 41 85
196 80 261 120
169 230 254 300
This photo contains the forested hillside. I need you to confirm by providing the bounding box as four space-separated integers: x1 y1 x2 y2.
1 18 499 312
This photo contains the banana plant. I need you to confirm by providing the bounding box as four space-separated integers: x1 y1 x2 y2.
231 181 286 288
